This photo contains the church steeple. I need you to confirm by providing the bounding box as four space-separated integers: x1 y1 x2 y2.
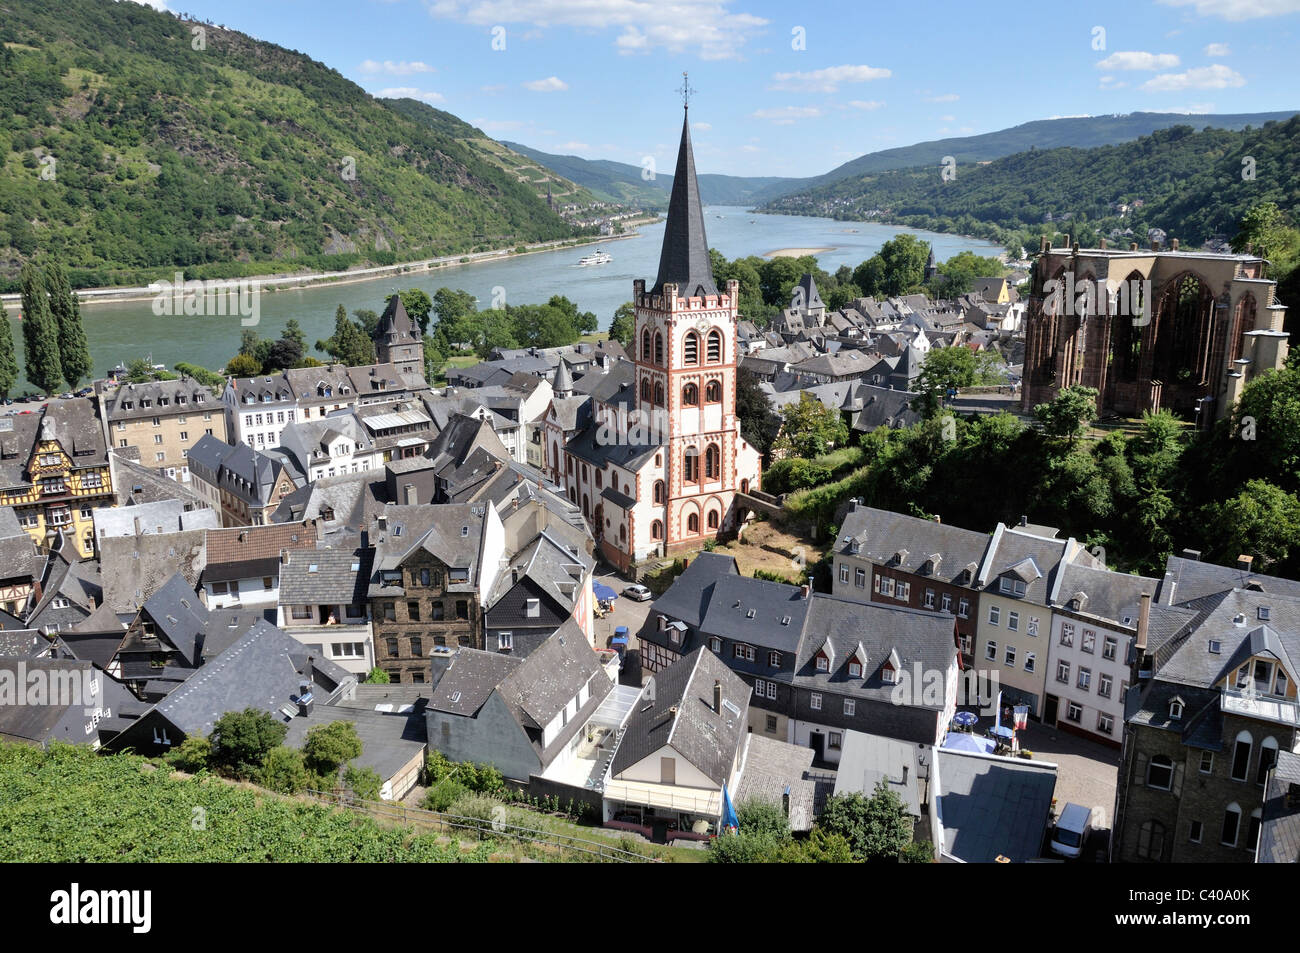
651 101 717 299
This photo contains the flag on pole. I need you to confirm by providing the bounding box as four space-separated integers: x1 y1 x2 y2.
995 690 1003 730
721 783 739 835
1013 705 1029 731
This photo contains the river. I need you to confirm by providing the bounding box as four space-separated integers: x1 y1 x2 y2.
5 209 999 393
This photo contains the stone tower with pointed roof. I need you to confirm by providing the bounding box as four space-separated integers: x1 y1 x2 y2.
627 101 760 555
924 245 938 282
374 294 424 376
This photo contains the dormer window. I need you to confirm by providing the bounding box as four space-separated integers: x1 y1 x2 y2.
882 666 896 684
1169 697 1184 720
848 662 862 678
1000 577 1027 597
815 655 829 673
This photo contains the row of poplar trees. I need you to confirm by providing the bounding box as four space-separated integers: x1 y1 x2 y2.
0 257 92 400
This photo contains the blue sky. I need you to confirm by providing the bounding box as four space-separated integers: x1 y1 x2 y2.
141 0 1299 177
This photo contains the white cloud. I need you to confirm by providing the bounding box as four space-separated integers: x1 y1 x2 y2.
523 76 568 92
1095 51 1181 70
1099 75 1128 89
1141 63 1246 90
556 141 590 151
741 144 761 152
480 84 506 93
940 114 956 122
768 64 891 93
750 106 822 124
692 122 712 131
129 0 169 9
360 60 436 76
924 93 959 103
376 87 446 103
1204 42 1232 55
1157 0 1300 19
1047 113 1094 119
471 117 528 132
426 0 768 61
847 100 885 110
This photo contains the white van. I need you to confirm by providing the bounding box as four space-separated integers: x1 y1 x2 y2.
1050 803 1095 858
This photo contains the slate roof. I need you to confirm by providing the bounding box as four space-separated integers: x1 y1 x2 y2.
0 530 43 586
428 650 522 716
793 594 957 708
376 294 421 346
646 552 739 630
0 658 129 745
283 704 426 782
0 629 50 658
978 525 1070 605
102 377 217 422
611 646 748 787
650 112 717 299
278 547 373 607
1258 750 1300 863
112 454 209 509
0 399 106 486
368 503 484 597
698 574 812 653
495 620 610 756
271 470 386 533
1055 563 1160 624
99 528 208 614
564 417 662 472
149 621 351 738
93 500 219 539
140 573 209 667
834 729 923 816
1159 554 1300 606
734 734 819 832
838 504 990 587
935 748 1057 863
488 532 592 613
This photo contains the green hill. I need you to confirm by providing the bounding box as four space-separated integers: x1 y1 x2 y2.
802 110 1299 189
503 141 798 208
0 0 572 290
761 116 1300 252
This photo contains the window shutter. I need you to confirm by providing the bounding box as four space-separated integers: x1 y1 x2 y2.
1172 762 1185 797
1135 752 1148 786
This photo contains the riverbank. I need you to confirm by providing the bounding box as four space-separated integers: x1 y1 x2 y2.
0 224 656 311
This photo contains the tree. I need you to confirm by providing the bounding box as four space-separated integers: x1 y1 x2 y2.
165 735 212 774
818 786 913 862
432 287 480 352
282 318 308 353
19 262 63 396
263 335 303 373
238 328 261 358
928 250 1006 299
1034 385 1099 448
316 304 375 366
302 720 363 780
736 368 782 459
259 746 311 794
363 667 390 684
344 765 383 801
773 392 848 459
773 828 856 863
398 288 433 336
852 234 930 298
1232 202 1300 264
225 353 260 377
209 708 288 780
608 301 635 347
44 258 92 389
913 346 1002 417
173 362 227 391
1207 480 1300 573
0 298 17 400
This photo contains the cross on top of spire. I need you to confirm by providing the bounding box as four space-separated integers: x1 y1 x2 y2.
678 71 695 110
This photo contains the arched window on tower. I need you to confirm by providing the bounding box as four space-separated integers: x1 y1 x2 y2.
707 508 720 530
641 327 652 362
687 512 700 534
654 381 665 406
684 332 700 366
705 379 721 403
683 383 698 406
683 447 699 483
640 378 651 403
705 443 720 480
654 332 664 366
653 480 665 504
707 328 722 363
651 520 663 540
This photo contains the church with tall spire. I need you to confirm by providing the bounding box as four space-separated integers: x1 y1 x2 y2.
541 89 761 571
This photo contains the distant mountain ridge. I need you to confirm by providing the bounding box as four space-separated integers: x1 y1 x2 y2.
509 110 1299 212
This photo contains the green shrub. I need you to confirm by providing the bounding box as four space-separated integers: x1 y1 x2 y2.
259 746 310 795
165 736 212 773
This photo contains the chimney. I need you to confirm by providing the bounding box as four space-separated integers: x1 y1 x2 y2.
1129 242 1139 251
429 646 454 690
133 515 142 536
713 679 722 713
1019 515 1028 527
1180 548 1201 561
1237 554 1254 572
1151 238 1161 252
281 548 290 565
1135 592 1152 655
404 483 418 505
1170 238 1179 251
1099 238 1107 250
800 584 809 600
193 629 206 666
1039 235 1050 254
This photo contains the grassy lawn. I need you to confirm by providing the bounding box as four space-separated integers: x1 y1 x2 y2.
714 520 826 584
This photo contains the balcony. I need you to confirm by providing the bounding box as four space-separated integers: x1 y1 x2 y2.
1221 686 1300 727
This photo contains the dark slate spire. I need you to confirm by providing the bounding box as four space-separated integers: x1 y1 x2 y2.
651 110 718 299
377 294 419 343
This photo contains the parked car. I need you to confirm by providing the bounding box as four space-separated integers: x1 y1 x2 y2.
1049 803 1097 859
622 583 653 602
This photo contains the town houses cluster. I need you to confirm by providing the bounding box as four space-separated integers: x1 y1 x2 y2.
1 105 1296 863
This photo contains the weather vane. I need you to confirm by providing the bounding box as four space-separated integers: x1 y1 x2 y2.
678 71 695 110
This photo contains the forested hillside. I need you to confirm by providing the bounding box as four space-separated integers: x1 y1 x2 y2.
0 0 571 290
